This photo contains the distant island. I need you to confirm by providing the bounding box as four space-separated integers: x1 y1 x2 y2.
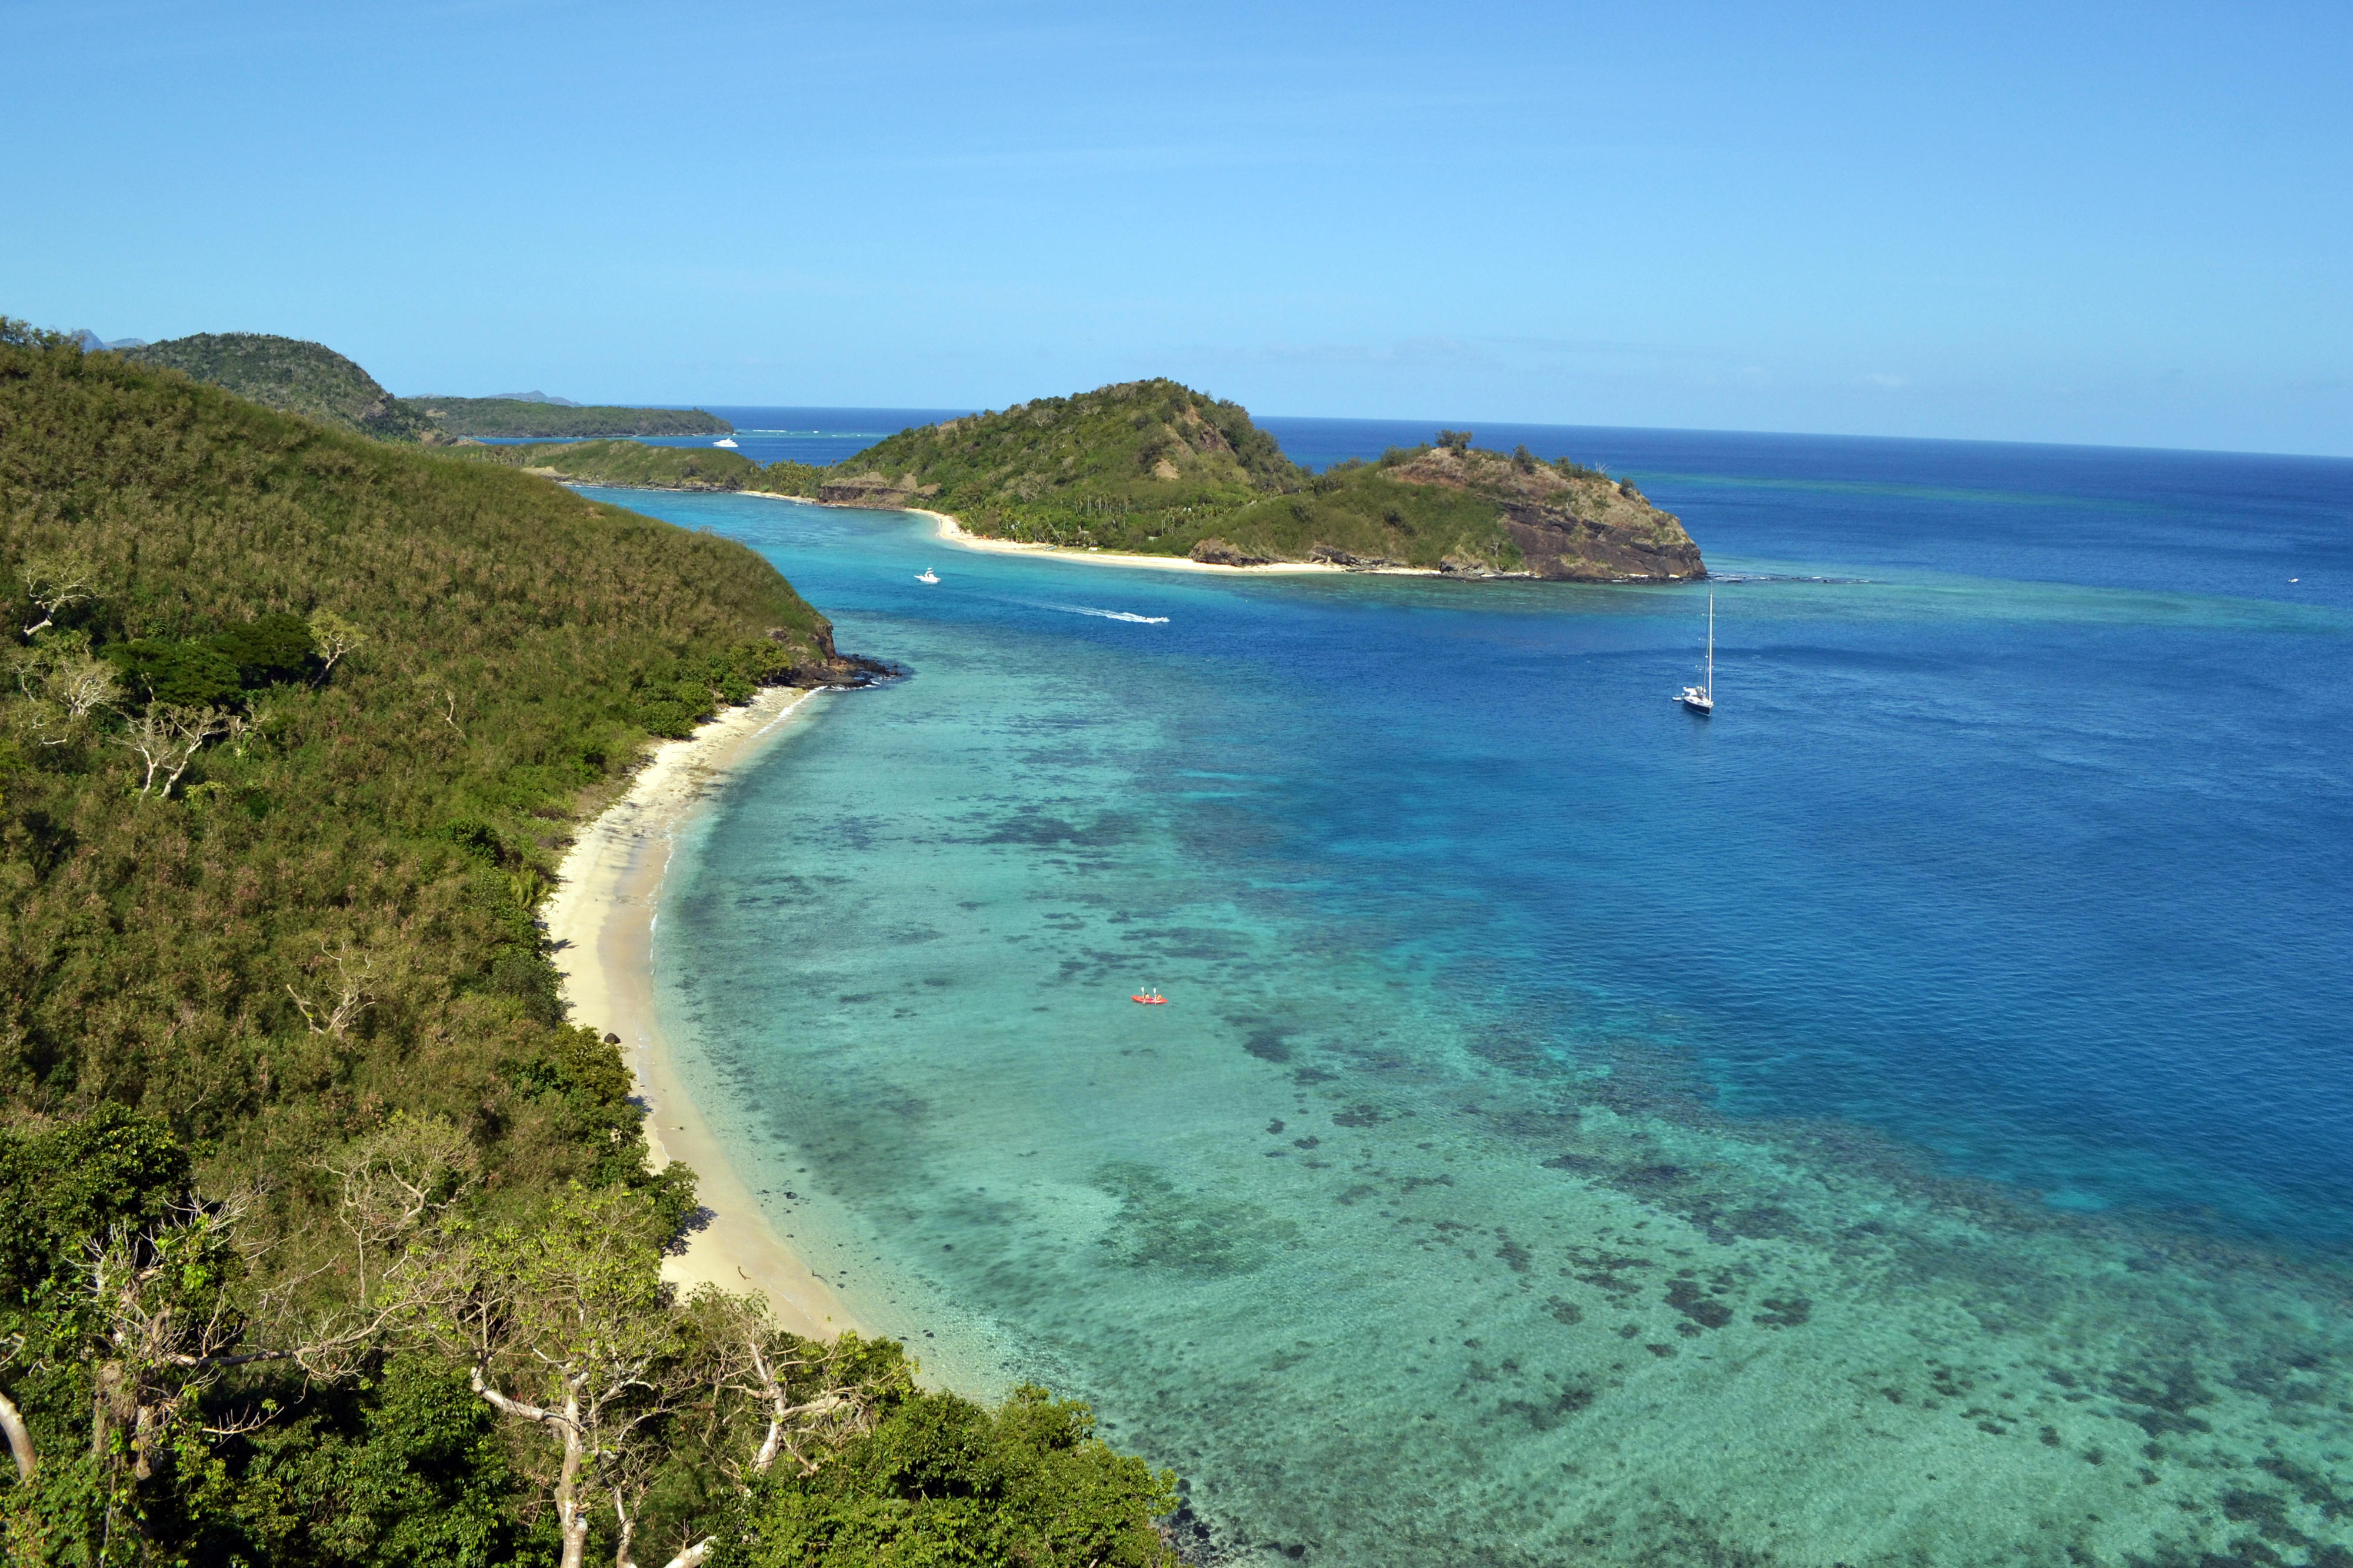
121 332 732 440
808 380 1704 581
408 395 731 439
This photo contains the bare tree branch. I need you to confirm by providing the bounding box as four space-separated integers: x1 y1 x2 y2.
286 940 374 1040
0 1380 34 1484
306 608 363 683
118 703 231 795
19 556 95 639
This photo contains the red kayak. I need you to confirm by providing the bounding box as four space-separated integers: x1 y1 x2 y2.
1131 990 1167 1005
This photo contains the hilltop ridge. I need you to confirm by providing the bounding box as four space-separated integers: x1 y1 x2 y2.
125 331 433 441
120 331 731 439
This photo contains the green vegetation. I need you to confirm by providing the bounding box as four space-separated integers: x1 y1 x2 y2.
452 438 769 492
121 333 732 443
0 322 1176 1567
792 379 1706 581
125 333 433 442
409 398 732 439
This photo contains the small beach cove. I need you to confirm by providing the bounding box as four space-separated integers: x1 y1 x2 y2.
574 422 2353 1567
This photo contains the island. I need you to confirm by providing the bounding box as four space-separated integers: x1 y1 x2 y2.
406 395 732 439
807 379 1705 581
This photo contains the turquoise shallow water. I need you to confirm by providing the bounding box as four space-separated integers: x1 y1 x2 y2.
602 427 2353 1566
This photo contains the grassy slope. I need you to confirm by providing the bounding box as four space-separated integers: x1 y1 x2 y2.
814 379 1299 540
125 332 434 442
409 398 732 438
0 337 837 1195
810 379 1705 580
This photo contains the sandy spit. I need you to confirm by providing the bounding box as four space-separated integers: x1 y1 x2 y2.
913 509 1384 575
543 685 858 1339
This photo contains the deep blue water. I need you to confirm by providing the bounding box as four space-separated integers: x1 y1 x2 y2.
598 416 2353 1564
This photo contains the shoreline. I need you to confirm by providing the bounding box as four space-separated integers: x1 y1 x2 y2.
909 508 1377 575
543 685 858 1339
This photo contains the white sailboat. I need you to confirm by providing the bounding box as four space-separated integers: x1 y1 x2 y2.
1678 593 1715 715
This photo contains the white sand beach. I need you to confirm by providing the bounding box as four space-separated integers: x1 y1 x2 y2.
542 685 858 1339
916 508 1384 575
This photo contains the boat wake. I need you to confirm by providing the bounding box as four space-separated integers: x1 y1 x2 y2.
1041 603 1171 625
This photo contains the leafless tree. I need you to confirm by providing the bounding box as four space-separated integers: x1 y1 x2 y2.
119 703 231 795
306 608 363 682
48 647 118 719
286 940 374 1040
9 637 119 746
321 1113 475 1311
18 555 95 638
682 1289 894 1483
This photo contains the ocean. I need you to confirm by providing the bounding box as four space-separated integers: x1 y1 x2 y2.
592 412 2353 1566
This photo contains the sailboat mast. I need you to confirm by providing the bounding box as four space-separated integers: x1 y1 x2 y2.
1705 594 1714 698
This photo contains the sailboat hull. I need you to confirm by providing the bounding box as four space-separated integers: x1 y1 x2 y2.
1679 690 1714 715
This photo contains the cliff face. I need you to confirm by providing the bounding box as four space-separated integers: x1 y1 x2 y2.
1367 446 1705 581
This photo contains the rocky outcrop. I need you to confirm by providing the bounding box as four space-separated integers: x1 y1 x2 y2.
1308 543 1402 568
1189 537 1273 566
1494 505 1705 582
816 471 938 508
1381 447 1705 582
767 623 905 688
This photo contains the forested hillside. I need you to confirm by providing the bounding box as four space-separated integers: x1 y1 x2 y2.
0 323 1175 1567
804 380 1705 580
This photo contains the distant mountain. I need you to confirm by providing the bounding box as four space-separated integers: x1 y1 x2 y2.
124 332 432 441
71 329 149 351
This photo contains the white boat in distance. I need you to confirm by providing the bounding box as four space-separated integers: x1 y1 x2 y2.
1678 593 1715 715
713 436 738 448
916 568 940 585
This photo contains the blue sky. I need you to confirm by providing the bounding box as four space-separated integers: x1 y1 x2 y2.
4 0 2348 453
